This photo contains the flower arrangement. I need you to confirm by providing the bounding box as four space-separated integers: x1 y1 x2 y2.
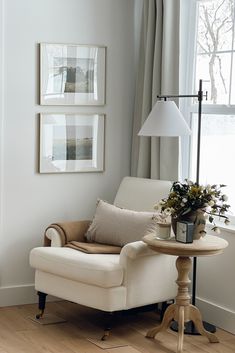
154 180 230 233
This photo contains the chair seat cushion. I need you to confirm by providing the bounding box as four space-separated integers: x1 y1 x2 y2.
30 247 123 288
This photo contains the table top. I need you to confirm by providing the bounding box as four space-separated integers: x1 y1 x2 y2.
142 234 228 257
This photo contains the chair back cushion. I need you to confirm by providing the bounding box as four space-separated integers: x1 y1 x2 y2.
114 177 171 212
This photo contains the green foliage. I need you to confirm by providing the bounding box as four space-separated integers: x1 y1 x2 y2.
155 180 230 227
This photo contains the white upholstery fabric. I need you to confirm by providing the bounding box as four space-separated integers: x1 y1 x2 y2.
30 247 123 288
120 250 177 308
46 228 63 247
120 240 157 260
119 240 177 308
114 177 171 211
35 271 127 312
31 177 177 313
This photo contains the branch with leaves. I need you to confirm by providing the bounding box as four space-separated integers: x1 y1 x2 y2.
154 180 230 234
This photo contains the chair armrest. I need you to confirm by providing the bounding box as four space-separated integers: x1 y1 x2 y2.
119 240 157 264
119 240 177 307
44 220 91 247
45 228 64 247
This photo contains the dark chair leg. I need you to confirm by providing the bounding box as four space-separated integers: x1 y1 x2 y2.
101 312 114 341
36 291 47 319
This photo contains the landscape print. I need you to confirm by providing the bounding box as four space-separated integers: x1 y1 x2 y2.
53 57 95 94
52 125 93 161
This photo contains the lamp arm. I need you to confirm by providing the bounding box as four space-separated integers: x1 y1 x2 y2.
158 94 198 99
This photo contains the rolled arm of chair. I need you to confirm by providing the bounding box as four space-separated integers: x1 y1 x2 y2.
119 240 158 264
44 220 91 247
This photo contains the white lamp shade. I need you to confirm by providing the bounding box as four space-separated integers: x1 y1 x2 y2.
138 101 191 137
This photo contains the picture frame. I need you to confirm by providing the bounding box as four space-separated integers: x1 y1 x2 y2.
39 113 105 173
40 43 106 105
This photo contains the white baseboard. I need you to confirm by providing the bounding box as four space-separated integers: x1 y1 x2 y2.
197 297 235 334
0 284 58 307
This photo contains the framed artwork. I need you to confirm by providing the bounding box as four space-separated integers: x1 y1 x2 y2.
39 113 105 173
40 43 106 105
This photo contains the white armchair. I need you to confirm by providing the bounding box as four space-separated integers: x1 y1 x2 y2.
30 177 177 325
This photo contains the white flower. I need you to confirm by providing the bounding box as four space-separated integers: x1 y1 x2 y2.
180 202 185 207
182 198 187 203
154 204 161 211
164 207 172 215
206 184 211 190
208 200 215 206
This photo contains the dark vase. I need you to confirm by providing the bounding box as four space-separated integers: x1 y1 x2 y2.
172 209 206 240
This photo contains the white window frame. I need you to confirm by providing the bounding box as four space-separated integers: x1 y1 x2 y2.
180 0 235 224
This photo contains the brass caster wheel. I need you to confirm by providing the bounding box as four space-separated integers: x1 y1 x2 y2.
35 309 44 320
101 329 110 341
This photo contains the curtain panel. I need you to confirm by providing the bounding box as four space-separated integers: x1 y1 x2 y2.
131 0 181 181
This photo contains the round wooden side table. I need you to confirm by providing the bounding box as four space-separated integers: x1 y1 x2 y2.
142 234 228 353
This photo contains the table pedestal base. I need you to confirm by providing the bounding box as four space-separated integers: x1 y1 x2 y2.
171 319 216 335
146 256 219 353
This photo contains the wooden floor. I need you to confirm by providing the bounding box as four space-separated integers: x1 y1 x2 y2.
0 301 234 353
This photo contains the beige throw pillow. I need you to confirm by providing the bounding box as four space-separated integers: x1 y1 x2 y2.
85 200 157 246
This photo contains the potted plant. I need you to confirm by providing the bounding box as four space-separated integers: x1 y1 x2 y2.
152 213 172 239
154 180 230 240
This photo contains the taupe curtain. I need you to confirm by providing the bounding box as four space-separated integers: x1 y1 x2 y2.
131 0 181 180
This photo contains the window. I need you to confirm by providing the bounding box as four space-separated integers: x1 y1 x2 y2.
196 0 235 105
184 0 235 217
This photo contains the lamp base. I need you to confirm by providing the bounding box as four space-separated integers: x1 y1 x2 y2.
170 320 216 335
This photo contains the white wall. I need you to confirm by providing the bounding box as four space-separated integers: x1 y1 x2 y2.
197 228 235 334
3 0 234 335
0 0 138 305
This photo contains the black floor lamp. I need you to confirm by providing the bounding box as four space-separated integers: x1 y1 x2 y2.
138 79 215 334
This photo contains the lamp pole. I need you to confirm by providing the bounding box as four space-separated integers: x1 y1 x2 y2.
193 79 203 308
158 80 215 335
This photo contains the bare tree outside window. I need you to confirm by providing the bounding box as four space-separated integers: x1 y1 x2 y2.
188 0 235 214
197 0 234 103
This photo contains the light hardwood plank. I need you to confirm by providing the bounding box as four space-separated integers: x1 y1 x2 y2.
61 338 105 353
0 302 233 353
